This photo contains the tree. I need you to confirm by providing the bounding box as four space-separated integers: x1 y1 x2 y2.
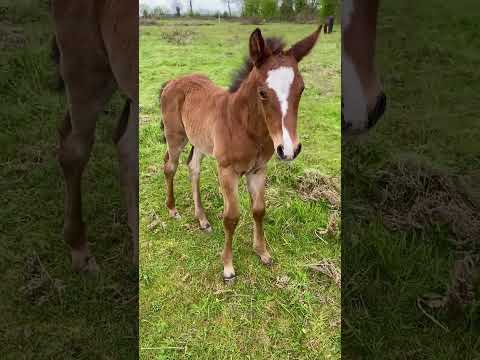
139 3 152 17
170 0 182 16
222 0 232 17
294 0 307 14
189 0 193 16
152 6 167 17
260 0 277 18
319 0 338 17
243 0 260 16
280 0 294 19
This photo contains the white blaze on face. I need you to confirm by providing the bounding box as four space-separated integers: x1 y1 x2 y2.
266 66 295 158
342 0 354 29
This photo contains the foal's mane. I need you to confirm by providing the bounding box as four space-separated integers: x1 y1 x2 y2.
228 37 286 93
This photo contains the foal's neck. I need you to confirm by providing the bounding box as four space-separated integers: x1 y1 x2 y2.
230 77 270 145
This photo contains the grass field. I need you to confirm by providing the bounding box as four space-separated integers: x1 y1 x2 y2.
1 1 137 358
139 19 341 359
343 0 480 358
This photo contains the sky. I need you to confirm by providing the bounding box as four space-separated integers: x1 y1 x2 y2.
141 0 241 15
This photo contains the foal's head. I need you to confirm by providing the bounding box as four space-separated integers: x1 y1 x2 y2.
247 26 321 161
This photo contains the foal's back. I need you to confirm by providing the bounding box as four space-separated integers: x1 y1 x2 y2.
161 74 228 155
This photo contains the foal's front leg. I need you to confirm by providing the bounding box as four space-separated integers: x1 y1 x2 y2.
247 168 272 266
218 166 240 282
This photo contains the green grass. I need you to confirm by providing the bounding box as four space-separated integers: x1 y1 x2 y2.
343 0 480 358
1 2 137 358
139 19 341 359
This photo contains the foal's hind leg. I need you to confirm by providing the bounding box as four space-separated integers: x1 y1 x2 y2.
188 147 211 232
163 134 187 219
58 74 115 273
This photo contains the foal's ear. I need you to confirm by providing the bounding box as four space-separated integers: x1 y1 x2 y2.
287 24 323 62
249 28 270 67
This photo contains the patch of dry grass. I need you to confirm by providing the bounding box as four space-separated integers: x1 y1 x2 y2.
160 29 197 45
297 169 340 208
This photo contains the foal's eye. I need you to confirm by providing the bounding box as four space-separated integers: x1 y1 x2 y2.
300 85 305 93
258 89 268 100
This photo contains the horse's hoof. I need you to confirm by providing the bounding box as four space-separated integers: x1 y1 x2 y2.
255 249 272 267
223 273 236 284
261 256 273 267
200 223 212 233
71 250 99 275
169 209 181 219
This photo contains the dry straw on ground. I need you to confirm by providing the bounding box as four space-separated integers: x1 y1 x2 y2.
374 155 480 311
160 29 197 45
297 169 341 209
307 259 341 287
375 156 480 243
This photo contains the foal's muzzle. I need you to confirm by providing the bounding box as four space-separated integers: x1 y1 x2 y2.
276 143 302 161
341 92 387 134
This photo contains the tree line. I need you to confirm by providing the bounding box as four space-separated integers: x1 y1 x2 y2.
140 0 339 20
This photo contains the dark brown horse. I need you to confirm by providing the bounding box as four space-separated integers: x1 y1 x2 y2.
53 0 138 272
161 26 322 281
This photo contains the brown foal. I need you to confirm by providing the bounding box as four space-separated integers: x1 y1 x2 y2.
161 26 322 281
53 0 138 272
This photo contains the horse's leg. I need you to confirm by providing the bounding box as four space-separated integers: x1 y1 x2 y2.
188 147 211 231
246 168 272 266
114 100 139 265
58 73 115 273
163 133 187 219
218 166 240 282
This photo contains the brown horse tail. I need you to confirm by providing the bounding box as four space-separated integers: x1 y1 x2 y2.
159 80 171 143
186 145 194 165
50 35 64 91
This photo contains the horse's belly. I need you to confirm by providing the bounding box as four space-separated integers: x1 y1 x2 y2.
183 121 214 155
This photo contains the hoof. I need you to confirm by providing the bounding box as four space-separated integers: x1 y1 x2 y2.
261 256 273 267
169 208 181 219
71 249 99 275
255 248 272 267
200 222 212 233
223 273 236 284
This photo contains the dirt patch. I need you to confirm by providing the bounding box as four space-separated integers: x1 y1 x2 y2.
160 29 197 45
297 170 340 209
307 259 341 287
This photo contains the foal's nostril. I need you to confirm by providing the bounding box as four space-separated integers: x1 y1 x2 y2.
294 143 302 158
276 145 286 160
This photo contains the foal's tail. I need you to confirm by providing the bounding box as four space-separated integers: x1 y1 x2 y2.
159 80 171 143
